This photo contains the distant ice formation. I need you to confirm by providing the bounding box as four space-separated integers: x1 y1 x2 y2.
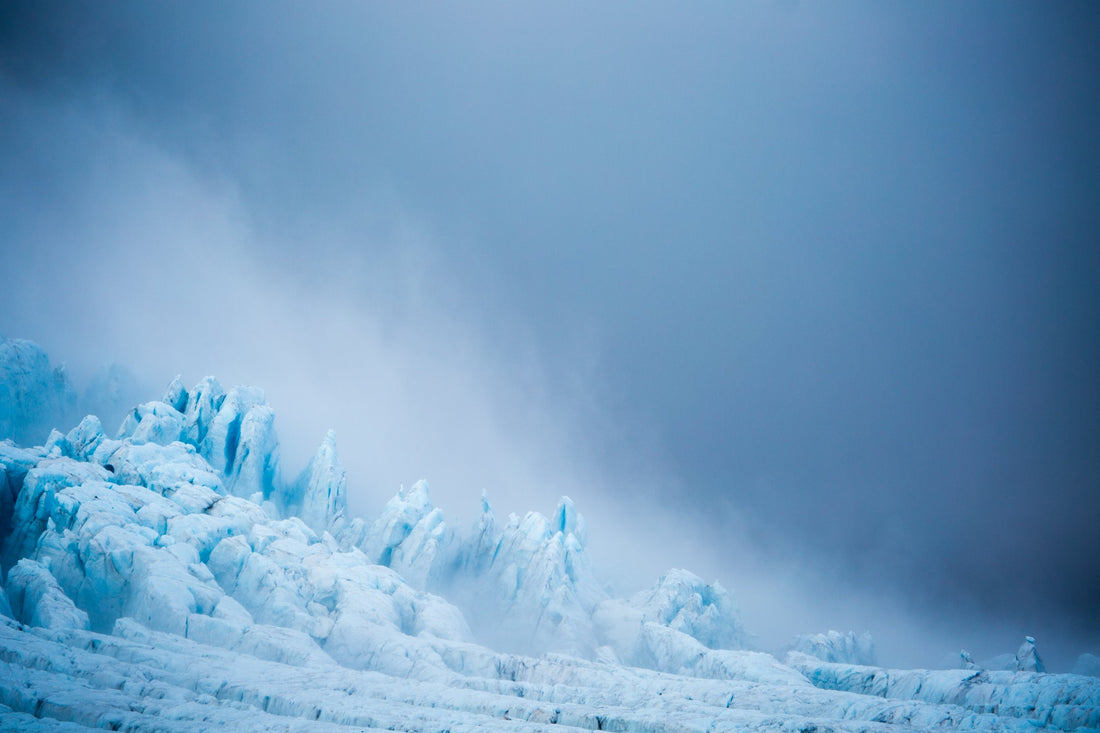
0 339 77 447
790 629 876 666
1075 653 1100 679
1016 635 1046 673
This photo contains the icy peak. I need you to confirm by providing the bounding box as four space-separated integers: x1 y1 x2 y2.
1016 635 1046 673
65 415 107 461
553 495 587 546
362 480 448 589
624 569 749 650
183 376 226 446
282 429 346 535
117 400 186 446
4 341 1100 733
197 385 279 501
162 375 188 413
400 479 433 511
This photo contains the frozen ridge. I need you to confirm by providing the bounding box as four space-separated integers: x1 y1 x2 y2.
0 342 1098 731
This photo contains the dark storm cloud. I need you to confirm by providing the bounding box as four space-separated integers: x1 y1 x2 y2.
2 1 1098 667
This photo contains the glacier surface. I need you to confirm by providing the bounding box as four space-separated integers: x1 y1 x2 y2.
1 338 1098 732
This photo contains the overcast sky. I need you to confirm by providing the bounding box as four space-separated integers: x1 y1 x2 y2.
2 1 1098 669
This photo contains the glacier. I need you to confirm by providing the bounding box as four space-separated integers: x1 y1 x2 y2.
1 338 1098 732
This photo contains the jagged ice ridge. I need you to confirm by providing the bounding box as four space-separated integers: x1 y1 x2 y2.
1 338 1098 732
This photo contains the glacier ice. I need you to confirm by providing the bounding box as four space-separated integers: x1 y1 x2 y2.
0 440 42 549
0 339 155 451
181 375 225 446
117 400 186 446
790 629 877 666
0 339 77 447
193 385 281 500
1 456 113 575
1016 635 1046 673
348 482 614 659
610 567 751 650
161 374 189 413
282 429 346 534
2 341 1099 732
787 651 1100 731
5 559 89 631
358 480 449 590
592 568 757 674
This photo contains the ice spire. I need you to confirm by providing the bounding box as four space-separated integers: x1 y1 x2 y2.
1016 636 1046 673
287 429 347 534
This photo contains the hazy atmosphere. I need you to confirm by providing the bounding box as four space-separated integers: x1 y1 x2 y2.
2 2 1098 670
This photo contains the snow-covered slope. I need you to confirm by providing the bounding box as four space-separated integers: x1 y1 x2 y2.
1 339 1098 732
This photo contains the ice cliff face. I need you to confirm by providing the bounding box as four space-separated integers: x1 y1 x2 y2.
2 339 1099 732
